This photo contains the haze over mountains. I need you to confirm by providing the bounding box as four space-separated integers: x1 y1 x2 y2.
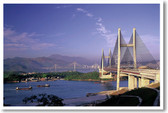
4 53 160 73
4 54 99 72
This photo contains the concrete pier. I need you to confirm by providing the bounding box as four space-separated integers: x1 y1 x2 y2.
141 77 150 87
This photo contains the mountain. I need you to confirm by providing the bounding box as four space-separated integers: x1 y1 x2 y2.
48 54 94 65
4 54 97 72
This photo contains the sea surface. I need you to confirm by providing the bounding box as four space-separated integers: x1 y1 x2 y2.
4 80 128 106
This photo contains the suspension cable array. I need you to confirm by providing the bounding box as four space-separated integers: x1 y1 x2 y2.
101 28 159 70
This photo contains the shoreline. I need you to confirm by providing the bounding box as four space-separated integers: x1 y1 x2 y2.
4 78 128 83
4 79 160 106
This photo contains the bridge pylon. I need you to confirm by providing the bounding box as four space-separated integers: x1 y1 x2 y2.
73 61 77 72
100 48 112 79
99 28 160 91
117 28 137 90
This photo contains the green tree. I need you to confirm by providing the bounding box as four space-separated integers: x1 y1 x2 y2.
23 93 64 106
42 73 47 78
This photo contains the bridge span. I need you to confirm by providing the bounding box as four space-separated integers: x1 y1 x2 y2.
99 28 160 91
99 67 160 90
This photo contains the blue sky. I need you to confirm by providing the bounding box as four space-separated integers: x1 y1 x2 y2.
4 4 160 60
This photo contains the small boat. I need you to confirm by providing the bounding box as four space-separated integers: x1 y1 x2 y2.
94 81 101 84
37 84 50 87
16 86 32 90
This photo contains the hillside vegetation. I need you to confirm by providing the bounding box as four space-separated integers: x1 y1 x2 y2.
64 71 100 80
4 71 100 82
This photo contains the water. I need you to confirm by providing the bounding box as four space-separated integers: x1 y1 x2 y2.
4 80 128 106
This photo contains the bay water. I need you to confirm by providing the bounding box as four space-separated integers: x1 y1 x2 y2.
4 80 128 106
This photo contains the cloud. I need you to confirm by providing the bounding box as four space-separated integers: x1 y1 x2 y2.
95 21 117 47
4 27 56 51
31 43 56 50
75 7 159 55
4 43 28 51
76 8 93 18
97 17 102 22
76 8 116 48
76 8 85 12
4 27 16 37
96 22 109 34
86 13 93 17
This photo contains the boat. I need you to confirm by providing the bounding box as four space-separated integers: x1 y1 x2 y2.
94 81 101 84
37 84 50 87
16 86 32 90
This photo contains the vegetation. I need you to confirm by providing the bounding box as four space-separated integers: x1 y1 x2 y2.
96 87 159 106
4 71 26 82
23 93 64 106
123 87 158 106
96 95 140 106
4 71 100 82
64 71 100 81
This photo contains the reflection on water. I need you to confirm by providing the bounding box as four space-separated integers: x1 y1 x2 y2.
101 82 116 90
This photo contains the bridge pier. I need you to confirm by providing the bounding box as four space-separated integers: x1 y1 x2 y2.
128 75 138 90
134 77 137 88
129 76 150 89
141 77 150 87
138 78 141 88
155 73 160 83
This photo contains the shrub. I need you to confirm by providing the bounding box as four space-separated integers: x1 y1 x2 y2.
23 93 64 106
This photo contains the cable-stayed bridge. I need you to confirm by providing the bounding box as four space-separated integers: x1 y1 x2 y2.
99 28 160 90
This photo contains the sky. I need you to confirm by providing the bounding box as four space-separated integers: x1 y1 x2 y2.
4 4 160 60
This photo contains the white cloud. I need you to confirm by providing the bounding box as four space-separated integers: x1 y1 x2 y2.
5 43 27 48
96 22 109 34
96 22 116 47
76 8 86 12
31 43 56 50
101 33 117 47
76 8 93 18
76 8 116 48
97 17 102 22
4 27 56 51
4 27 16 37
86 13 93 17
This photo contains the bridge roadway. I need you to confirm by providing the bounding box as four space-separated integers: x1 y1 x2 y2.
102 67 160 90
104 67 160 80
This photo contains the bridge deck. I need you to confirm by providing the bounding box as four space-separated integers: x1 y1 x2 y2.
103 67 159 80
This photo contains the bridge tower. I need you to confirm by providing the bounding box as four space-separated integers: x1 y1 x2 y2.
54 64 57 72
100 28 159 90
133 28 137 69
73 61 77 72
100 48 112 78
117 28 137 90
108 48 112 67
117 28 121 90
101 49 104 77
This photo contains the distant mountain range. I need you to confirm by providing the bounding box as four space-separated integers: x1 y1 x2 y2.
4 54 99 72
4 54 160 72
